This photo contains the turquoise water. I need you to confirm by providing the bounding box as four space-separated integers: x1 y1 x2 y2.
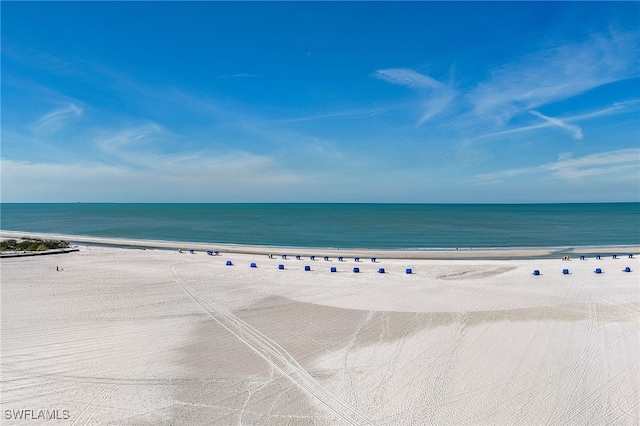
1 203 638 249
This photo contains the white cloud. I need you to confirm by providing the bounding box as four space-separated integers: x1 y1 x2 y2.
374 68 443 90
529 111 583 140
475 148 640 184
32 103 83 134
468 31 640 123
0 154 306 202
373 68 455 125
469 100 639 143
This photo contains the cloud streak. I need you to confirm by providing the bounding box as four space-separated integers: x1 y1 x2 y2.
475 148 640 184
468 100 639 144
32 103 83 134
373 68 455 125
529 110 583 140
468 31 640 123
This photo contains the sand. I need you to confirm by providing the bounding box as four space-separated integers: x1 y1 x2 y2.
1 236 639 425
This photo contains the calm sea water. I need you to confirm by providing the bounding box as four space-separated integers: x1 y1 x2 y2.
1 203 638 249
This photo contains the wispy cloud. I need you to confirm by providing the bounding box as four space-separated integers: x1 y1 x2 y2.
95 123 167 166
475 148 640 184
469 100 639 143
373 68 455 125
468 31 640 123
280 106 391 124
0 152 305 202
32 103 83 134
529 110 583 140
219 73 258 79
374 68 443 90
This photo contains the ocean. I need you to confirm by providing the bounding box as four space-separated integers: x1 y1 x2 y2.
1 203 639 250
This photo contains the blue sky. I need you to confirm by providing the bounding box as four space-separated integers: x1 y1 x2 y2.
2 1 639 203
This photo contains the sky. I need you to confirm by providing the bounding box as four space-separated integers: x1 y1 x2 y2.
2 1 639 203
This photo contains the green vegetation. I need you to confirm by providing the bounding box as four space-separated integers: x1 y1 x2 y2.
0 238 70 252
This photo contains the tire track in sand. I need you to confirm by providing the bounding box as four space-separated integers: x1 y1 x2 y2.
170 264 376 426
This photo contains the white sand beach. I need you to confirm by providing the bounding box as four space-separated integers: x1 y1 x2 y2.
1 236 639 425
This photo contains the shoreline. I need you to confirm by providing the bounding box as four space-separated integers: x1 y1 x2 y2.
1 229 638 260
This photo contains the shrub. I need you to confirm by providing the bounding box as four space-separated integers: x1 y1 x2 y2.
0 238 70 252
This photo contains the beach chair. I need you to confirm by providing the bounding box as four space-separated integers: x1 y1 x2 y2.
562 269 569 275
594 268 602 274
250 263 257 268
338 256 344 261
406 268 413 274
295 255 301 260
533 270 540 276
304 265 311 271
371 257 377 262
310 255 316 260
353 267 359 273
378 268 385 274
278 264 285 270
354 257 360 262
624 266 631 272
226 260 233 266
330 267 337 272
324 256 329 261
